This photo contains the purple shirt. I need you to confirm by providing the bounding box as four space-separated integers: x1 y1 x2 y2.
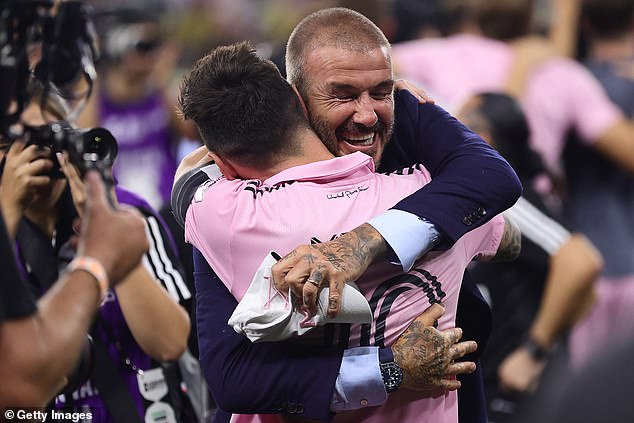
55 187 190 422
99 90 177 209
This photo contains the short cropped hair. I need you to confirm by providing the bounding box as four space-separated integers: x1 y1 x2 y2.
179 42 307 168
286 7 391 100
583 0 634 40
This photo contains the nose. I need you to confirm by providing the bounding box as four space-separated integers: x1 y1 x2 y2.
352 93 378 127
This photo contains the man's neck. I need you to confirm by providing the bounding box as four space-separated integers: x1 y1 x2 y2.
590 34 634 62
234 130 335 181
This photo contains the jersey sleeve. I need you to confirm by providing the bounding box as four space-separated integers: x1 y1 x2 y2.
141 214 192 303
505 196 571 255
465 213 506 261
171 162 222 228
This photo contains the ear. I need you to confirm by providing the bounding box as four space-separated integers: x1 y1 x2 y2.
291 84 309 117
207 151 239 180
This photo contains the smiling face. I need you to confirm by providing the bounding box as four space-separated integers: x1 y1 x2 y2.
302 46 395 165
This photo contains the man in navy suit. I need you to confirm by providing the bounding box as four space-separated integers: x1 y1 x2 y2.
172 8 521 423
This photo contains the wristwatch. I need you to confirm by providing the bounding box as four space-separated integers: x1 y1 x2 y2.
523 336 551 361
379 348 403 393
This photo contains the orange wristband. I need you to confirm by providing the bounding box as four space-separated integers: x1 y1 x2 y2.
67 256 109 303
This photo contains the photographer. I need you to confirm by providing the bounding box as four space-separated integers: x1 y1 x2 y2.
0 0 149 408
0 165 148 407
0 80 191 421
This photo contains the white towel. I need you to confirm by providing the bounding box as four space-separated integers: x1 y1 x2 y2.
228 252 372 342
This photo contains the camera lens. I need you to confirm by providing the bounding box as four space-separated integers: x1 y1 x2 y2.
80 127 117 163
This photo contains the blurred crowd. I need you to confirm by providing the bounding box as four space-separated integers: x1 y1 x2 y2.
1 0 632 422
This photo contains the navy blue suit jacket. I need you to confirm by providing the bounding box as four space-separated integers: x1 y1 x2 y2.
192 90 521 422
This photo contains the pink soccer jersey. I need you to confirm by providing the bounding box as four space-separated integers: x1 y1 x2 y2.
185 152 504 423
392 34 622 175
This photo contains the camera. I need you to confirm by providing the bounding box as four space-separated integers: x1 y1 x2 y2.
1 0 99 138
23 122 118 179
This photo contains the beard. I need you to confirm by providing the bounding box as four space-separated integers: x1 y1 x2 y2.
308 113 340 157
308 112 393 163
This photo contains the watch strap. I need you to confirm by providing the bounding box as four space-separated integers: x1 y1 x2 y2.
523 336 550 361
379 347 394 364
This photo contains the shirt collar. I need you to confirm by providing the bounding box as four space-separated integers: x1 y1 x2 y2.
264 152 376 186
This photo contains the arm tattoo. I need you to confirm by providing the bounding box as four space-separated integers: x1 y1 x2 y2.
493 215 522 262
392 322 449 389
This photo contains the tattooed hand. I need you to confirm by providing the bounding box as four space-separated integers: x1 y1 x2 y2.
392 303 478 395
272 223 387 317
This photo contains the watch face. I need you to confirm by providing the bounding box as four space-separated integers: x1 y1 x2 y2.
381 362 403 392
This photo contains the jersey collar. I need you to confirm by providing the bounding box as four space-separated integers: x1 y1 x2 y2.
264 152 376 186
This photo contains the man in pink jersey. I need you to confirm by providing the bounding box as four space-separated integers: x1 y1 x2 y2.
179 42 520 423
391 0 634 178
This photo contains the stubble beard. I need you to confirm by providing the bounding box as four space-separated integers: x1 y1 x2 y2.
308 112 393 163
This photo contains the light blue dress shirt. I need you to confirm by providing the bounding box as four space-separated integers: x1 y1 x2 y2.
331 211 439 411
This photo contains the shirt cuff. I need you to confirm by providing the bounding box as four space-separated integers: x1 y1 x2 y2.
330 346 387 412
367 210 440 272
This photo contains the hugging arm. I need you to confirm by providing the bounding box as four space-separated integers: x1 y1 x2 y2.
278 91 522 315
193 249 342 421
384 91 522 249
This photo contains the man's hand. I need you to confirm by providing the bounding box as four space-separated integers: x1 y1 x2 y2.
272 223 387 318
0 141 53 237
78 171 148 286
497 346 546 394
173 145 212 184
392 303 477 395
57 152 86 216
394 79 435 104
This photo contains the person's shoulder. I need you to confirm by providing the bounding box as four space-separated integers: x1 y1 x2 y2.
190 174 243 206
394 90 453 129
534 56 596 81
115 186 154 214
394 90 445 114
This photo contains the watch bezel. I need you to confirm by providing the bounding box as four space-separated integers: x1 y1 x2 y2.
380 361 403 393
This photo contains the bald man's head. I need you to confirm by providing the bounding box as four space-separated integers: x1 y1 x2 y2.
286 7 391 100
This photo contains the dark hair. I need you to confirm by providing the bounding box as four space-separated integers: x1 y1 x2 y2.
179 41 308 168
476 92 545 182
95 8 163 62
475 0 534 41
582 0 634 40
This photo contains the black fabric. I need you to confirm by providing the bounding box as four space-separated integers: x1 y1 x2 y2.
159 204 198 356
16 218 60 295
91 336 144 423
469 187 555 423
381 91 510 423
0 214 37 322
171 164 213 229
193 250 342 422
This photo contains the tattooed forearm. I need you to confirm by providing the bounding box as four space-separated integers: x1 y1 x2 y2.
307 223 387 280
493 215 521 262
352 223 388 264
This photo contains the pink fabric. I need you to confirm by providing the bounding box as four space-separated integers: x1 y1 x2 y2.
569 275 634 368
336 217 503 423
186 152 504 423
393 34 622 174
186 153 429 301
